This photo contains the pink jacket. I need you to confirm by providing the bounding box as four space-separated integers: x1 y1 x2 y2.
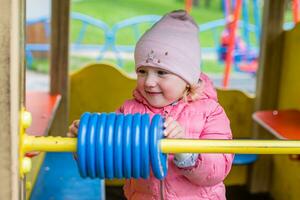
117 73 233 200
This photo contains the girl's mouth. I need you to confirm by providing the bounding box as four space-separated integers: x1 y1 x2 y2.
146 91 162 95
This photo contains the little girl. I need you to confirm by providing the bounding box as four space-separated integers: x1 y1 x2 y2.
68 10 233 200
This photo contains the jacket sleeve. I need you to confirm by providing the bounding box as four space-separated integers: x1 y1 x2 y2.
115 106 124 114
179 103 234 186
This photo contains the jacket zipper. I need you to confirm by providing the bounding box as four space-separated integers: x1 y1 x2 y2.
160 102 178 200
163 110 169 118
160 180 164 200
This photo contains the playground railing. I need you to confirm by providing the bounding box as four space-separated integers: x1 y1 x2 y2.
27 12 294 70
108 15 161 66
70 12 111 55
26 12 112 67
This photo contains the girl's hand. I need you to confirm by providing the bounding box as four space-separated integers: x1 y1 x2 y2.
67 120 80 138
163 117 185 138
67 120 80 161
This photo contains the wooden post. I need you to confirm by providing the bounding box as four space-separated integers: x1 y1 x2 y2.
50 0 70 136
0 0 25 199
249 0 286 193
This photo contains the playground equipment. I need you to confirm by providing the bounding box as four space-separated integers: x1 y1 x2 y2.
27 12 258 71
2 1 300 199
220 0 261 88
26 13 161 68
26 12 111 67
185 0 193 13
109 15 161 66
20 110 300 181
219 0 299 87
26 1 297 80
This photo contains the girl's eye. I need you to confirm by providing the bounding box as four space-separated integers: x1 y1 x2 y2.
157 70 168 76
137 69 146 74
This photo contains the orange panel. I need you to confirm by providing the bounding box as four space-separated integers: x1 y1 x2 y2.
26 91 61 136
253 109 300 139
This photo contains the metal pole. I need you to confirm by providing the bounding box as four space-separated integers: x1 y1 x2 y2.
23 135 300 154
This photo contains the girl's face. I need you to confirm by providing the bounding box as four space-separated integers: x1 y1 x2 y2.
136 66 188 108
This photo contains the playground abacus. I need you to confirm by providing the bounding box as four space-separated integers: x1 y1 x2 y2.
19 110 300 179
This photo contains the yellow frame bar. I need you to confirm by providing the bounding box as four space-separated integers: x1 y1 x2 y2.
23 135 77 152
160 139 300 154
23 135 300 154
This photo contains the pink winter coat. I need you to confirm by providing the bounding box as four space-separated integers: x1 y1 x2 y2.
117 73 233 200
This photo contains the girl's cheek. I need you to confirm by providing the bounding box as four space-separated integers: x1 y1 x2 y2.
136 79 144 89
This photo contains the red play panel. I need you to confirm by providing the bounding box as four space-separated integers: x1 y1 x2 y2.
253 109 300 140
239 60 258 73
26 91 61 136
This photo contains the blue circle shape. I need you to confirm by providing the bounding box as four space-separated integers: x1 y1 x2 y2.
114 114 124 178
95 113 107 178
140 114 150 179
105 113 116 179
86 113 98 178
233 154 258 165
122 114 132 178
132 113 141 178
150 114 168 180
77 112 91 178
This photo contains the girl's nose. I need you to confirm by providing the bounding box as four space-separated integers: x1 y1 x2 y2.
144 74 157 87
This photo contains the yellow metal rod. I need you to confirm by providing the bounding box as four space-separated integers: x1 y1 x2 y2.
23 135 300 154
23 135 77 152
160 139 300 154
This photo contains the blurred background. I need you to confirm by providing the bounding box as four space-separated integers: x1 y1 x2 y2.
25 0 296 93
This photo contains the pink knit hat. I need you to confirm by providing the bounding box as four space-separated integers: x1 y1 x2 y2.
134 10 201 85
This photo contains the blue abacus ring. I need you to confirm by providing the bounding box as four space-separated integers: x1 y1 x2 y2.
77 112 91 178
114 114 124 178
150 114 168 180
95 113 107 178
105 113 116 179
132 113 141 178
123 114 132 178
140 114 150 179
86 113 98 178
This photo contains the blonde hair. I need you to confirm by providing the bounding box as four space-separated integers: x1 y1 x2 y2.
183 80 204 102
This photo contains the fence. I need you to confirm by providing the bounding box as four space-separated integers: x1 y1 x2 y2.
26 12 263 72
